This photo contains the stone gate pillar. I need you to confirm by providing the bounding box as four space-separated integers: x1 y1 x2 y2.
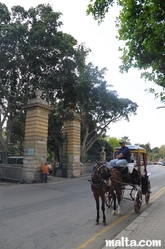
22 90 52 183
62 110 81 177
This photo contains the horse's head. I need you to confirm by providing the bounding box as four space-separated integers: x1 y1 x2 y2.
93 161 110 179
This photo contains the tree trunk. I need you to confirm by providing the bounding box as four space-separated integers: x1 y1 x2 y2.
2 150 7 164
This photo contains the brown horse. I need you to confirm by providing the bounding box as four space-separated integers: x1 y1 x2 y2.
90 162 122 224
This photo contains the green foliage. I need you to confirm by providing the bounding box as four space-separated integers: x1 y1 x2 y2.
121 136 131 144
87 0 114 22
139 143 152 154
159 145 165 158
117 0 165 98
152 147 160 154
148 145 165 161
8 114 25 156
106 136 120 151
148 152 159 162
79 62 138 155
0 3 138 160
87 0 165 102
84 137 113 162
0 3 89 158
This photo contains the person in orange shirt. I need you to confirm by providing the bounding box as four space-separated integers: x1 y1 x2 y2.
42 162 49 183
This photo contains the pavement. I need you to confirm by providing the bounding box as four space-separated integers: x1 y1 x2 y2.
0 173 89 186
102 186 165 249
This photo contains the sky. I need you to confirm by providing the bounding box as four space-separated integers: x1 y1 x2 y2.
3 0 165 149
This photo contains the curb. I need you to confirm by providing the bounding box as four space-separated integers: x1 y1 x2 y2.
101 196 162 249
0 174 90 186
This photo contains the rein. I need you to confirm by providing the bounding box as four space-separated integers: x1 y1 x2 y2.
91 176 104 188
90 174 104 188
98 164 107 170
109 169 132 185
110 176 129 185
90 163 109 188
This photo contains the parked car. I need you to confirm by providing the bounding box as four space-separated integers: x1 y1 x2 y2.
154 161 163 165
162 162 165 166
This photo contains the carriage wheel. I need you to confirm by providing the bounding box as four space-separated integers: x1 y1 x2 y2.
105 192 113 208
145 180 151 204
134 189 142 213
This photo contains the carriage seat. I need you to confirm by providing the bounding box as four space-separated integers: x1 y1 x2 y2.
113 166 128 174
113 163 135 175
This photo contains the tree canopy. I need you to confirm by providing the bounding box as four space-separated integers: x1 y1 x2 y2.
159 145 165 159
106 136 120 151
0 3 88 161
0 3 138 162
87 0 165 102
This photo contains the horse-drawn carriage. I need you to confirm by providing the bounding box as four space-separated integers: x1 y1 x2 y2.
105 145 151 213
90 145 151 224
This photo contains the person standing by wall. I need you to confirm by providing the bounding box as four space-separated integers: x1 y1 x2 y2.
42 162 49 183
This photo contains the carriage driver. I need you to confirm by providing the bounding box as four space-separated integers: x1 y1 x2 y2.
109 141 131 168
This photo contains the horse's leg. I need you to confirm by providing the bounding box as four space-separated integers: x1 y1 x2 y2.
94 193 100 224
101 194 106 224
117 201 121 216
112 189 117 215
116 186 122 216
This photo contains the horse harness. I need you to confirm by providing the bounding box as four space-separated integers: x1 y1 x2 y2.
91 163 134 187
90 164 109 189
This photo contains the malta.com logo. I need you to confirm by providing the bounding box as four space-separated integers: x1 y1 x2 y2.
105 237 161 248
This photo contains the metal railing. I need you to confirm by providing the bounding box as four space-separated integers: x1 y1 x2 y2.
0 165 22 182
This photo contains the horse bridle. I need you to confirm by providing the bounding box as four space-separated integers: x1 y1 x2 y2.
91 164 109 188
98 164 110 174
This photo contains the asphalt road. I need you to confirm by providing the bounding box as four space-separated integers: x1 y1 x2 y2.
0 164 165 249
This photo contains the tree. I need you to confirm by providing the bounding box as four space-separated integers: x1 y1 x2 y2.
152 147 160 154
140 143 152 154
78 63 138 157
0 3 89 162
159 145 165 159
47 62 138 161
0 3 138 163
83 137 113 162
87 0 115 22
7 114 25 156
106 136 120 151
148 152 159 162
87 0 165 102
121 136 131 144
